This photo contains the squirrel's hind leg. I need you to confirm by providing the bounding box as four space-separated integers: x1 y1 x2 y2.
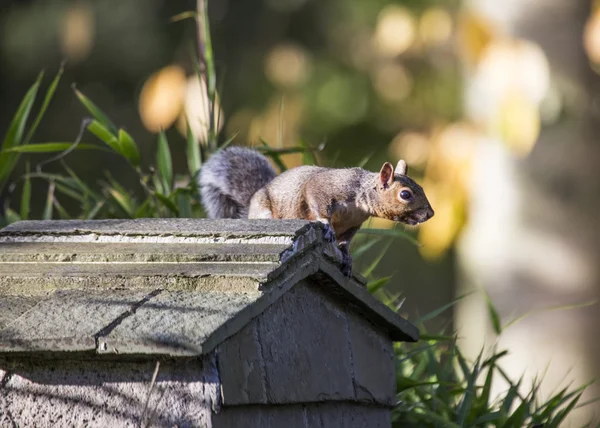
248 188 274 219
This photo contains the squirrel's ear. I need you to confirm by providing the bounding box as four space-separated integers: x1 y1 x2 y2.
379 162 394 188
396 160 407 176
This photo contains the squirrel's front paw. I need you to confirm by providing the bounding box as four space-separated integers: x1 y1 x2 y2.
339 243 352 277
320 222 337 244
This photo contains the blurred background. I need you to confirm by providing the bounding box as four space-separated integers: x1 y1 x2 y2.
1 0 600 424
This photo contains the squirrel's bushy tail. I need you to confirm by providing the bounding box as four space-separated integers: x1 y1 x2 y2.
199 147 277 219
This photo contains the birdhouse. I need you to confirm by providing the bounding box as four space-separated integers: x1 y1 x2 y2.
0 219 418 427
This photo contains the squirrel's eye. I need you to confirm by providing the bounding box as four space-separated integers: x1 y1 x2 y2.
399 190 413 201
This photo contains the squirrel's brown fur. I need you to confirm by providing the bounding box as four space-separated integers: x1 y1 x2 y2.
199 146 434 276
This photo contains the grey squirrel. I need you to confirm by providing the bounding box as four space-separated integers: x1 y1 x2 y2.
199 146 434 276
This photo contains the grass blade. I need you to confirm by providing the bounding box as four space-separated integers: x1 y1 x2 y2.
361 237 394 277
357 227 421 247
87 120 120 153
157 131 173 192
43 181 55 220
367 275 394 294
415 293 473 324
73 86 118 133
20 163 31 220
3 143 104 153
0 72 43 189
118 129 141 167
186 124 202 177
24 65 64 145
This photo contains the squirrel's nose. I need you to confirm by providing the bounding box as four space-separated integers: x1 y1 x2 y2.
426 206 434 220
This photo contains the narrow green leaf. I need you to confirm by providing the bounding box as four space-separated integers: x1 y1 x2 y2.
357 227 421 247
415 292 473 324
54 182 85 202
177 192 193 218
2 143 104 153
53 197 70 219
357 152 375 168
367 275 393 294
43 181 54 220
362 237 394 277
0 72 42 189
483 290 502 335
117 129 141 167
20 163 31 220
73 87 118 133
351 237 380 260
259 138 287 172
503 299 597 331
156 193 179 216
61 161 102 201
24 65 64 145
86 200 105 220
108 188 135 218
87 120 120 153
157 131 173 192
4 208 21 224
549 393 583 428
1 71 42 150
186 124 202 177
219 130 238 151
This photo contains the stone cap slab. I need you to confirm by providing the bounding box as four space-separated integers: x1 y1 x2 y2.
0 219 419 359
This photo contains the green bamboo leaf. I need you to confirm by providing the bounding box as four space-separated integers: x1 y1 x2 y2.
20 163 31 220
4 208 21 224
43 181 55 220
157 131 173 192
108 188 135 218
351 237 380 259
53 197 70 219
259 138 287 172
134 199 154 218
361 237 394 277
549 393 583 428
220 131 238 151
367 275 393 294
86 200 105 220
73 87 118 133
186 124 202 177
484 291 502 335
24 65 64 145
2 143 105 153
177 191 193 218
415 292 473 324
2 71 42 151
118 129 141 167
61 161 103 201
357 227 421 247
87 120 120 153
0 72 43 188
156 192 179 216
54 182 85 202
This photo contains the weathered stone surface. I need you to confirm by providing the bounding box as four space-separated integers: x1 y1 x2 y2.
347 314 396 405
0 357 218 428
0 295 46 329
212 402 391 428
0 218 309 237
217 320 267 405
0 289 153 353
257 281 355 403
100 290 262 356
0 242 289 263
